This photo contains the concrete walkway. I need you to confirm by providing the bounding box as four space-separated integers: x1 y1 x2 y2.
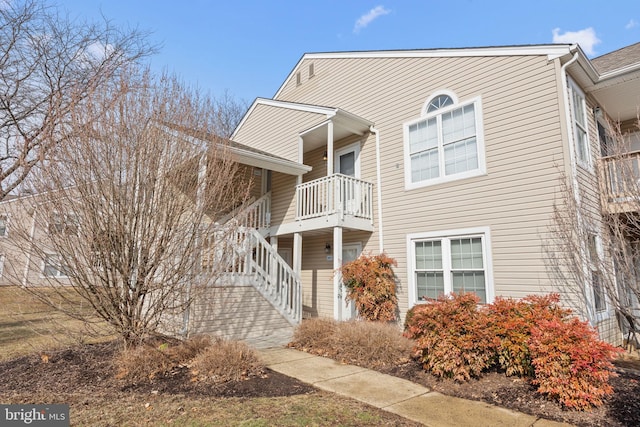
258 347 573 427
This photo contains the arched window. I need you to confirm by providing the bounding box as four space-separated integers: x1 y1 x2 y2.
404 91 485 188
426 94 454 113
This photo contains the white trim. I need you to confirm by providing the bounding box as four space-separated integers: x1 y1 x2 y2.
339 242 362 321
567 78 593 172
0 253 4 278
404 95 486 190
334 141 361 178
406 226 494 307
422 90 459 116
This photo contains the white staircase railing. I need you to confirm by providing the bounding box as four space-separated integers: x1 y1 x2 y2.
201 224 301 326
236 192 271 232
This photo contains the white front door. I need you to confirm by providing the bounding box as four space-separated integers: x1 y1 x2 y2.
334 142 361 214
339 242 362 320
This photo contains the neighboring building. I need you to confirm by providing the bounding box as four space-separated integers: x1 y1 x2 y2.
3 43 639 346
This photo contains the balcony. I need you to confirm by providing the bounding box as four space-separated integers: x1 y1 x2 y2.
600 151 640 214
278 174 374 234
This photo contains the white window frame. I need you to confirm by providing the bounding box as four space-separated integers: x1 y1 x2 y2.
0 254 4 277
0 213 8 237
407 227 494 307
568 79 591 170
334 141 361 178
585 233 610 323
41 253 69 278
404 94 486 190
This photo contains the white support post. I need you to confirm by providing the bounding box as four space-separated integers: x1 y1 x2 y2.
333 226 343 320
293 232 302 278
327 121 334 176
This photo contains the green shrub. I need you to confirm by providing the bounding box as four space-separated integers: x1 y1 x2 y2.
339 253 398 322
403 293 496 381
529 317 622 410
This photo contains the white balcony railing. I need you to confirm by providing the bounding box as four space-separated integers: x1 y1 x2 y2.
295 174 373 222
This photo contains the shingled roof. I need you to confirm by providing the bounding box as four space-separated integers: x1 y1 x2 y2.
591 42 640 74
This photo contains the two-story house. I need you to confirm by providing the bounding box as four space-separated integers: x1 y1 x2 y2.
2 42 639 346
227 42 640 345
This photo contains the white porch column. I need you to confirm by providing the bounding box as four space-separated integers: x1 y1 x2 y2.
269 235 278 251
333 226 343 320
293 232 302 277
327 120 334 176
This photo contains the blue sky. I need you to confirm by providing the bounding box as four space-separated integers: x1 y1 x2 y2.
57 1 639 103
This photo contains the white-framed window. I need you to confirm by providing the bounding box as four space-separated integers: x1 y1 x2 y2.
586 234 608 317
48 212 79 236
568 79 591 168
407 227 494 306
42 253 70 278
0 214 8 237
404 92 486 189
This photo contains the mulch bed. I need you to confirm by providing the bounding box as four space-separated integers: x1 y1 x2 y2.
2 341 640 426
0 341 315 402
378 358 640 427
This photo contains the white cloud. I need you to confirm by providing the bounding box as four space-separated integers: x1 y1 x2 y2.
626 19 638 30
552 27 601 56
353 6 391 34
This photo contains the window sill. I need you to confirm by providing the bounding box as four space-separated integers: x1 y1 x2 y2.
405 168 486 191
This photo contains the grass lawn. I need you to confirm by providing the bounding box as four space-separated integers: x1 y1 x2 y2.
0 286 420 426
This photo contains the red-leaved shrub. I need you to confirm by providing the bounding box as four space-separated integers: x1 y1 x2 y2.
486 294 571 377
340 253 398 322
404 292 621 409
529 317 622 410
403 293 496 381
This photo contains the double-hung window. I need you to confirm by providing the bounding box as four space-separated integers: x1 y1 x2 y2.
404 93 485 189
43 254 70 278
409 228 493 305
587 234 606 314
569 80 590 167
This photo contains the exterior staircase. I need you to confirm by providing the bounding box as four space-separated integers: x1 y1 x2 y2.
186 192 301 347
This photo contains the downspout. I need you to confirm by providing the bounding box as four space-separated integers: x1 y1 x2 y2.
370 126 384 252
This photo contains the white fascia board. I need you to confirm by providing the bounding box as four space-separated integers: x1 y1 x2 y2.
228 145 311 176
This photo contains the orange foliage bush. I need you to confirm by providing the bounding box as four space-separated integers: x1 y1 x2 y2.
404 292 621 409
403 293 496 381
529 318 622 410
339 253 398 322
486 294 571 377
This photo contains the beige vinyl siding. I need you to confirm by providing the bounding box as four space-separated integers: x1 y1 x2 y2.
233 103 327 162
276 54 569 320
270 172 297 226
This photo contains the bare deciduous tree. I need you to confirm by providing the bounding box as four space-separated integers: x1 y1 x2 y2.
6 70 251 346
0 0 152 200
547 117 640 345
